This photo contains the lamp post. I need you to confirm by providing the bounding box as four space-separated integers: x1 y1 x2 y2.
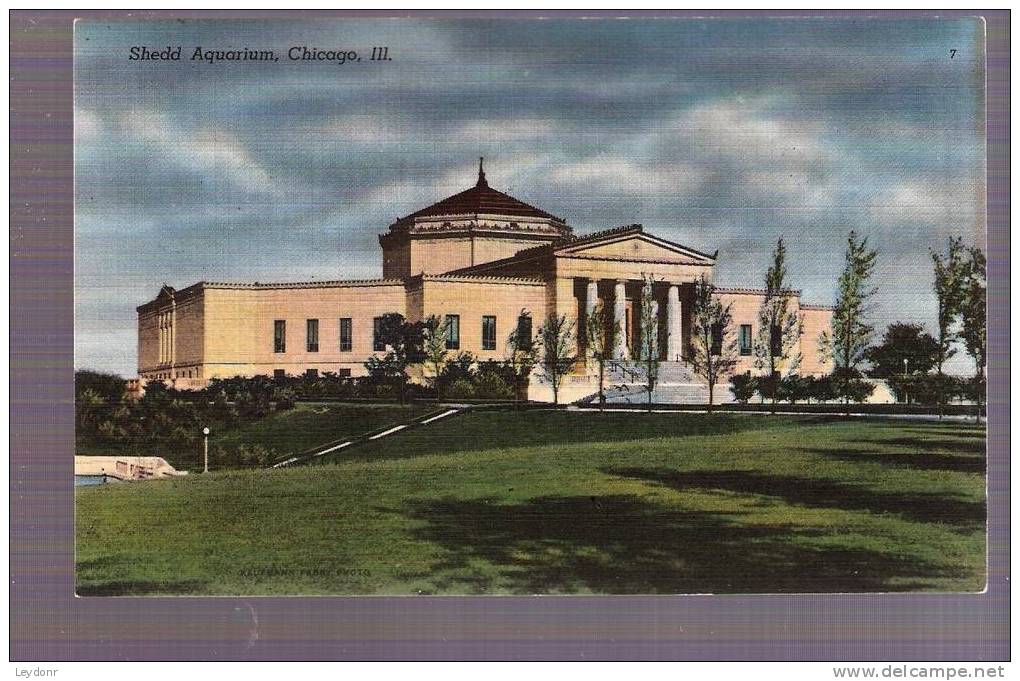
902 358 909 404
203 427 210 473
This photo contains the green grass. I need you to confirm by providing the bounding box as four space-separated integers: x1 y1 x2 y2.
76 412 986 595
76 402 434 470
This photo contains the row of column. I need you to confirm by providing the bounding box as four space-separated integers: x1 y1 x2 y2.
582 278 683 361
158 309 174 366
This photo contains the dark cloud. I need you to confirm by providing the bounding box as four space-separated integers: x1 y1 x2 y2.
74 18 985 375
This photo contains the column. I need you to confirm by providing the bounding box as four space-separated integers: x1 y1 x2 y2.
666 284 682 361
585 279 599 318
614 279 628 359
585 278 599 358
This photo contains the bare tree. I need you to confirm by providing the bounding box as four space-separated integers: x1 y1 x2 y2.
536 313 577 406
584 302 620 412
689 275 740 412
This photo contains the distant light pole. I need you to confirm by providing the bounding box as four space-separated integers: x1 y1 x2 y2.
902 358 909 404
203 427 210 473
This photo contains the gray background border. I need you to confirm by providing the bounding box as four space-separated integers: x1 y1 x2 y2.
10 9 1010 662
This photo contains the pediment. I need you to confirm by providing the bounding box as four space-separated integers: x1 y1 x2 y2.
556 233 714 264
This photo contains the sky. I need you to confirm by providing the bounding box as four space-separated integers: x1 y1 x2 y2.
74 17 986 376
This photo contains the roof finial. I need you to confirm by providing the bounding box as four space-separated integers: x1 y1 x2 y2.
476 156 488 187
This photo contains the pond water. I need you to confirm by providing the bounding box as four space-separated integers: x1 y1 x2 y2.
74 474 108 487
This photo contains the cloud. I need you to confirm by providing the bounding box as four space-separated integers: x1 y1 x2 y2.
72 18 986 376
119 110 282 196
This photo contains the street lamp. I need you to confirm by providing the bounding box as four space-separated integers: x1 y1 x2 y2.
203 427 210 473
902 358 909 404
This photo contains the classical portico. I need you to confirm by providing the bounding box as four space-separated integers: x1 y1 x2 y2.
577 277 686 361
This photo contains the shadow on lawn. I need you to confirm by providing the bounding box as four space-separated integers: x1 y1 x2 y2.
397 493 964 595
808 445 985 475
608 467 985 529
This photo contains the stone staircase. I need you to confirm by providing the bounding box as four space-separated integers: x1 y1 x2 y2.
574 360 730 406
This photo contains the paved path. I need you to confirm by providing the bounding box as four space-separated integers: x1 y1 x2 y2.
269 407 462 469
567 406 982 422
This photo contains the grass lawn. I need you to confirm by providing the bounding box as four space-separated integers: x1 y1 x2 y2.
75 401 434 470
76 411 986 595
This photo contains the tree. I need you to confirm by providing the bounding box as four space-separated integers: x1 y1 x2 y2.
536 313 577 406
863 323 939 380
820 230 878 413
505 310 538 407
959 247 987 422
688 276 739 411
931 237 967 416
584 301 619 412
753 238 801 414
364 312 426 403
422 315 451 398
631 275 663 412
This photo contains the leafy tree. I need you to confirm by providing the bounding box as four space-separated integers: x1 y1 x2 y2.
863 323 939 380
959 247 987 422
584 301 619 412
631 275 663 412
819 230 878 412
729 372 756 404
688 275 740 411
75 370 127 403
422 315 451 397
536 313 577 406
505 309 538 407
75 388 108 434
364 312 426 403
931 237 967 416
753 238 802 414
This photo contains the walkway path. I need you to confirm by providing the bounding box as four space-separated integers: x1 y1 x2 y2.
269 407 463 469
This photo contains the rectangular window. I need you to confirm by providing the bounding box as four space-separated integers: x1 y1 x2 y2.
710 323 723 356
305 368 318 379
339 317 352 352
373 316 385 351
273 369 286 380
306 319 319 353
338 368 352 378
482 315 497 350
739 324 752 356
274 320 286 353
445 314 460 350
516 314 533 350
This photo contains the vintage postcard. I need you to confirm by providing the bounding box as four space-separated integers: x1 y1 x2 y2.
72 16 988 598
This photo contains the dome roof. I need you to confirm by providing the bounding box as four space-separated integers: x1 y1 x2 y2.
395 159 565 224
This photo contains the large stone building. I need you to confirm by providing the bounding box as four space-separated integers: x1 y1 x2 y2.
137 161 833 402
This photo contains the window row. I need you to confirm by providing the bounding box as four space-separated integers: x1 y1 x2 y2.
707 323 755 357
272 315 504 354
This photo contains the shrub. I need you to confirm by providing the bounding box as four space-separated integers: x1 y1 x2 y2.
777 375 809 404
474 370 513 399
444 378 477 400
729 372 756 403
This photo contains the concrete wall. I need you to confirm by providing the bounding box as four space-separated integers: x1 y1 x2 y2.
416 277 547 360
716 290 833 378
201 284 406 378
